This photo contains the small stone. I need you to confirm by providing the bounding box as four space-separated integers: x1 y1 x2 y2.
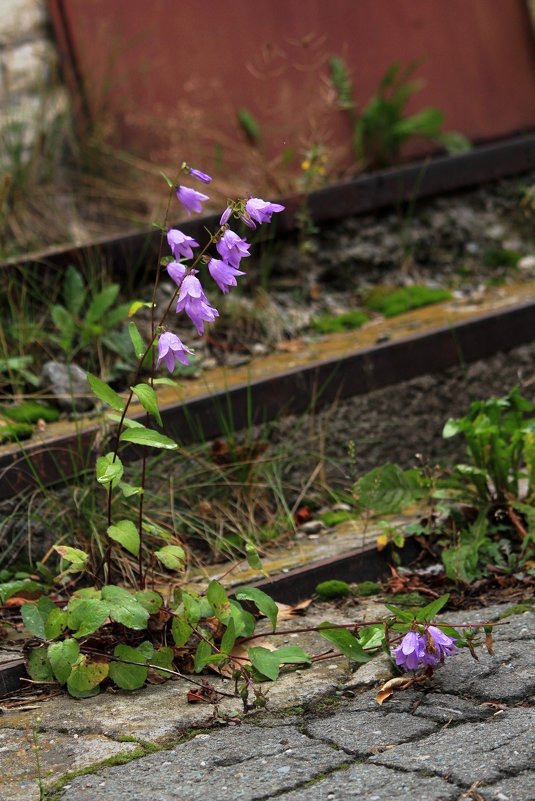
298 520 326 535
518 255 535 270
40 361 93 412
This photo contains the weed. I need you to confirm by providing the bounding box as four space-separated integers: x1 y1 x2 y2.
363 285 451 317
483 247 522 269
311 310 369 334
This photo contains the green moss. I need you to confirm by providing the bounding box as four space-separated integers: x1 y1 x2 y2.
1 401 60 423
498 601 534 619
483 247 522 269
0 421 33 443
318 510 356 526
315 579 350 599
311 310 368 334
355 580 382 596
385 591 428 607
364 285 451 318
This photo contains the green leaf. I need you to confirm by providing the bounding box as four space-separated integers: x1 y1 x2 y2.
85 284 119 325
152 377 177 386
120 427 177 449
357 625 385 651
63 265 85 316
101 585 149 630
220 618 236 655
131 383 162 427
353 463 428 514
51 304 75 351
96 453 124 488
53 545 89 572
384 604 416 623
150 646 175 678
21 597 55 640
27 648 54 681
414 594 450 622
128 300 153 317
245 543 263 570
229 600 256 637
248 645 311 681
207 580 231 623
87 373 125 412
160 170 174 188
107 519 140 556
109 643 152 690
119 481 144 497
67 598 110 638
235 587 278 631
155 545 185 570
194 636 214 672
134 590 163 614
44 608 68 640
0 578 42 604
106 413 146 429
318 623 371 663
171 614 192 647
67 655 108 697
128 321 146 359
47 639 80 684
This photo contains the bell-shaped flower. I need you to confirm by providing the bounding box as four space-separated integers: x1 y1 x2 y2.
208 258 245 294
245 197 285 225
188 167 212 184
167 229 199 260
219 206 232 226
176 185 209 216
156 332 192 372
175 274 218 335
215 230 250 268
167 261 187 286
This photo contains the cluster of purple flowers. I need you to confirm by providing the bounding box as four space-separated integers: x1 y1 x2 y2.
392 626 457 672
156 165 284 373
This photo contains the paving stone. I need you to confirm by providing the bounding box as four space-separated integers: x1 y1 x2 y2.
480 770 535 801
412 692 493 723
275 763 459 801
343 653 393 689
0 727 139 801
433 640 535 701
371 707 535 785
305 708 437 756
440 605 534 643
57 725 347 801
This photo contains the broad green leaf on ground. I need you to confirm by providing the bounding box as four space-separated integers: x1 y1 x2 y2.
235 587 278 631
67 598 110 638
131 383 162 427
134 590 163 614
47 639 80 684
67 655 109 697
44 608 68 640
96 453 124 488
207 580 231 623
101 585 149 630
53 545 89 573
107 519 140 556
353 463 429 514
21 596 56 639
171 614 193 647
194 635 214 673
248 645 311 681
357 625 385 651
0 578 42 604
150 646 175 679
120 427 177 449
154 544 185 570
87 373 125 412
229 600 256 637
318 623 371 663
109 642 153 690
27 648 54 681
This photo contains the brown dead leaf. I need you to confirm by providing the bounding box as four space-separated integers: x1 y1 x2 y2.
275 599 313 620
376 675 417 705
212 638 276 678
276 338 305 353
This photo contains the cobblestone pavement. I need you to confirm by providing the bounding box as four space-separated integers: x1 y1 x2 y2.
0 603 533 801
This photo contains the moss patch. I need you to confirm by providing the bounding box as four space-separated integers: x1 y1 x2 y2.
315 580 351 599
364 285 451 318
311 310 369 334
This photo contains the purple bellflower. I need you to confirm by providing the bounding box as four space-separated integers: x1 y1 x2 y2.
215 230 250 268
176 185 209 216
392 626 457 672
188 167 212 184
245 197 285 225
167 261 187 286
175 274 218 335
167 229 199 260
219 206 233 226
156 332 192 372
208 258 245 294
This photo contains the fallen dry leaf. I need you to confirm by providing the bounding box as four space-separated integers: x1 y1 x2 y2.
376 675 417 705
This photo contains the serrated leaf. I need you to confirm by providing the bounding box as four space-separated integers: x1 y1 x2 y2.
67 598 110 638
134 590 163 614
414 594 450 622
67 655 108 696
27 648 54 681
155 545 185 570
131 383 162 427
248 645 311 681
235 587 278 632
318 623 370 663
120 427 177 449
96 453 124 488
128 321 146 358
87 373 125 412
47 639 80 684
109 643 152 690
101 585 149 630
353 463 428 514
107 519 140 556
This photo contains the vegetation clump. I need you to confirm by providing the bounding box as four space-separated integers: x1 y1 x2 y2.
364 285 451 318
315 579 351 599
311 310 368 335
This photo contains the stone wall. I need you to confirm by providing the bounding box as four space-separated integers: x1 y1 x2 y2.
0 0 67 172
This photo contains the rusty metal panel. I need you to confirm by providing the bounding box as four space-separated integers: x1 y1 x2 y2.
48 0 535 174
